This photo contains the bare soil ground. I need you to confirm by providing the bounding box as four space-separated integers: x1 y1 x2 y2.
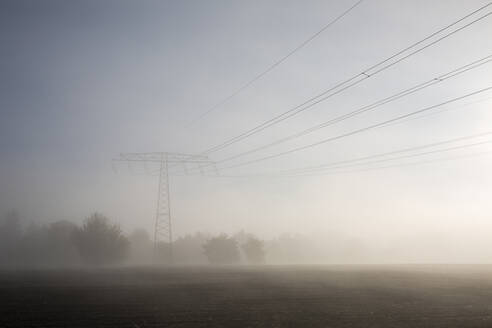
2 265 492 327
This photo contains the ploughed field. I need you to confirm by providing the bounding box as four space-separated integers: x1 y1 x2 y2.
2 265 492 327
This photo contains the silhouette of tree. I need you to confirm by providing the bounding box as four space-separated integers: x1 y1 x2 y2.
203 234 240 265
241 237 266 264
173 232 210 265
0 210 23 266
128 229 153 265
42 220 80 265
72 213 129 265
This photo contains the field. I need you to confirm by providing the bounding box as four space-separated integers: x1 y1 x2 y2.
2 265 492 327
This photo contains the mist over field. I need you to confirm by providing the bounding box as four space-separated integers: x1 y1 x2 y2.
1 0 492 268
2 0 492 327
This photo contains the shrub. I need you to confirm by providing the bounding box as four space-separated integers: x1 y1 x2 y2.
241 237 266 264
72 213 129 265
203 234 240 265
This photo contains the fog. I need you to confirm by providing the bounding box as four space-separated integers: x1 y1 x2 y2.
1 0 492 266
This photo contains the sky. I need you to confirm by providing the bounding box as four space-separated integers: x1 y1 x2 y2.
1 0 492 262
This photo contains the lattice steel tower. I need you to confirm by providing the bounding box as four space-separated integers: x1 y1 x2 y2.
113 152 215 263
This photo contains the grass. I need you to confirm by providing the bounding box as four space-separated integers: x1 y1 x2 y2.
1 265 492 327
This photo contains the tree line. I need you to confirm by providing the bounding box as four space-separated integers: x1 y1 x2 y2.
1 210 366 267
0 211 266 267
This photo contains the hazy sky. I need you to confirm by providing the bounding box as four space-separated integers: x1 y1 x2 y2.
1 0 492 261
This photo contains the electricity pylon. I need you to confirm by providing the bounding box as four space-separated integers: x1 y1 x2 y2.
113 152 216 263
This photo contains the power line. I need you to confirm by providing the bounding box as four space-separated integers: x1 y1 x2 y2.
281 131 492 174
206 55 492 166
295 148 492 177
205 135 492 179
373 95 492 130
185 0 366 126
188 150 492 179
217 86 492 171
200 3 492 154
184 81 492 176
180 55 491 175
285 137 492 176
